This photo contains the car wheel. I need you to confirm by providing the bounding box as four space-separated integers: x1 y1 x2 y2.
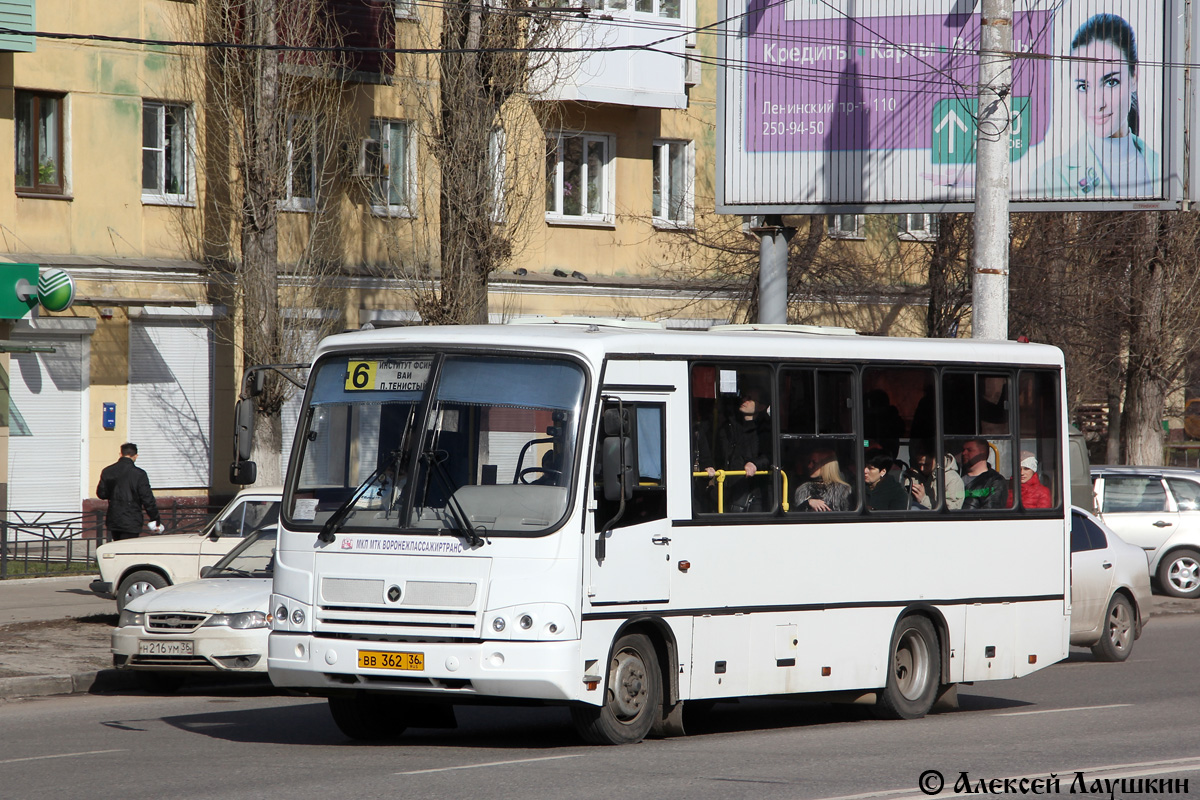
328 694 410 741
570 633 662 745
1090 593 1136 662
116 570 169 613
874 615 940 720
1158 549 1200 599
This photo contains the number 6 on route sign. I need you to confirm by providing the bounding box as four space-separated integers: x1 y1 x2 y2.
346 360 378 391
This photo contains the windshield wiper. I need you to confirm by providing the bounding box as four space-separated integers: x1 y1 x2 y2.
211 566 253 577
422 450 485 548
318 450 403 544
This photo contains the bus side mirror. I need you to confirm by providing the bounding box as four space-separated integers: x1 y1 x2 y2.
234 398 256 461
230 460 257 486
244 369 266 397
602 437 634 502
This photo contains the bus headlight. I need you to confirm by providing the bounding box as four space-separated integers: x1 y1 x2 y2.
492 616 507 632
291 608 305 625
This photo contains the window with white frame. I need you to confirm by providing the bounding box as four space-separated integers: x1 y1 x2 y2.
489 128 506 223
283 115 316 211
142 101 192 203
362 118 413 215
897 213 939 240
652 139 692 226
545 132 613 223
827 214 864 239
393 0 417 18
584 0 679 17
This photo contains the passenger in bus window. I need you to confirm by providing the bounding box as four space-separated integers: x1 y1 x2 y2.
863 390 904 458
904 447 935 510
704 387 771 512
906 450 965 511
793 448 851 512
1018 451 1052 508
959 438 1009 509
864 453 908 511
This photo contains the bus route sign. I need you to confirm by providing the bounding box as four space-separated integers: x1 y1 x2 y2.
345 359 432 392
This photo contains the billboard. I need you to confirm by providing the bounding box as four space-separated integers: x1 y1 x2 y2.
717 0 1184 213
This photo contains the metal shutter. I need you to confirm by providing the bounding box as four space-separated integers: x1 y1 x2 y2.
129 319 213 488
7 331 85 516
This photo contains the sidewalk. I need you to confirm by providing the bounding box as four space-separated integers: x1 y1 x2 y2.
1 575 1197 702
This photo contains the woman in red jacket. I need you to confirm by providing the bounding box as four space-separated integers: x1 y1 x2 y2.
1019 452 1052 509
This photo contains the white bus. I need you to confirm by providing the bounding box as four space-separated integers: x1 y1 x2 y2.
266 320 1071 744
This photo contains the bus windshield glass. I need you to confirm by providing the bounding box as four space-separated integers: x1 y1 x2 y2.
286 352 587 537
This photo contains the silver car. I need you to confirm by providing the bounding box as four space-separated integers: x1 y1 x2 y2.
1091 466 1200 598
1070 507 1151 662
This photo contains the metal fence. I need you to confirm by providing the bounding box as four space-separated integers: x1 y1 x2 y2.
0 503 223 580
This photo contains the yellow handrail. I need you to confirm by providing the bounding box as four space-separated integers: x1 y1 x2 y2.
692 468 789 513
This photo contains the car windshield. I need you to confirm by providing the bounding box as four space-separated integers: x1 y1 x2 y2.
286 352 587 537
207 530 276 578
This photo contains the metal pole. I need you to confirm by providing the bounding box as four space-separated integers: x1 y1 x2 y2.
972 0 1012 340
756 215 794 324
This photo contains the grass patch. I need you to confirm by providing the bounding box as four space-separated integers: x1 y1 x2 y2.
0 561 98 578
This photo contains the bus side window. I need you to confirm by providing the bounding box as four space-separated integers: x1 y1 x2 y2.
595 403 667 529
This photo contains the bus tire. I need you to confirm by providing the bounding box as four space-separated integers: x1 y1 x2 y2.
571 633 661 745
328 694 409 741
874 615 940 720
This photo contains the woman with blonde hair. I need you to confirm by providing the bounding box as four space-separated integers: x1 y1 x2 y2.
794 448 852 512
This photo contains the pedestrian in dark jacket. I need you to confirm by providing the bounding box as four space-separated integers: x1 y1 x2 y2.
96 443 162 541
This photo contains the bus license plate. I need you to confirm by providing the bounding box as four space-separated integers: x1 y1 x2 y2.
358 650 424 671
138 640 194 656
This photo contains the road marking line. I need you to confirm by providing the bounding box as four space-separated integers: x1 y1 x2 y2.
0 749 126 765
993 703 1130 716
396 754 583 775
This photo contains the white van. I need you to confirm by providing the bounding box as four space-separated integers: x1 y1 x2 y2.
90 486 281 611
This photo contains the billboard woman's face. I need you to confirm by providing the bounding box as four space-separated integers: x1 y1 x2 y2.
1073 40 1136 139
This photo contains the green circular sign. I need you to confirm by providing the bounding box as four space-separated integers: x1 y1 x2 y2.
37 268 75 312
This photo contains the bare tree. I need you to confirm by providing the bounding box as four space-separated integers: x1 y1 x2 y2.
380 0 571 325
169 0 362 484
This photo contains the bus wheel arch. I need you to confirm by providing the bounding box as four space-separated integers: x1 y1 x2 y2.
572 619 675 745
874 610 943 720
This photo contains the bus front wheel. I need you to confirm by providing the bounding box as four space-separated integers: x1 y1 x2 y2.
875 615 940 720
571 633 662 745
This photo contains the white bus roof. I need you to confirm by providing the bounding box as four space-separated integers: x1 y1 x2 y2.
313 322 1065 368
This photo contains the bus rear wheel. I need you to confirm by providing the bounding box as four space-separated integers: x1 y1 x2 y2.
571 633 661 745
328 694 409 741
875 615 940 720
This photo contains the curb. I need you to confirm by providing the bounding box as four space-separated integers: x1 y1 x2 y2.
0 668 140 701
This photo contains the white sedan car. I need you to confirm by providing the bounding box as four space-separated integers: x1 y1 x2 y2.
112 530 275 686
1070 507 1152 662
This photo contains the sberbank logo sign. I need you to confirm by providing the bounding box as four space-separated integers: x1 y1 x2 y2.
2 264 76 319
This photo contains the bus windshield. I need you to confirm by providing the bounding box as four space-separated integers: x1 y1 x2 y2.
285 352 587 537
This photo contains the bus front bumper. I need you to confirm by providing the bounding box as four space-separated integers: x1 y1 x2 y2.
267 633 585 703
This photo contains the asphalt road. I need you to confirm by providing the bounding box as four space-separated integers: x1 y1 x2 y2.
1 613 1198 800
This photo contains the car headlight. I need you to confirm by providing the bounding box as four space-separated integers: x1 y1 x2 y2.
202 611 269 629
118 610 144 628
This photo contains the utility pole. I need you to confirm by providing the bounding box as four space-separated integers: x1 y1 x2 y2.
755 215 794 324
972 0 1012 340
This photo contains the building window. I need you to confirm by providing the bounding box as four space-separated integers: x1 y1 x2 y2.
545 132 613 224
362 118 413 216
15 91 65 194
283 115 316 211
489 128 506 223
586 0 679 17
142 101 192 204
898 213 939 240
394 0 416 18
652 139 692 227
827 214 864 239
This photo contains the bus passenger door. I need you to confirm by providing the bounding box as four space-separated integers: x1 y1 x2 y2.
588 398 673 605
